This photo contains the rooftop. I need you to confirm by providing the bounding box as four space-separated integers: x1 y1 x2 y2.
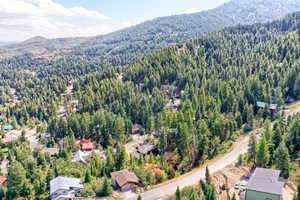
41 148 59 156
111 169 139 187
256 101 277 110
3 125 13 130
50 176 84 195
137 144 156 154
0 176 7 184
246 167 284 195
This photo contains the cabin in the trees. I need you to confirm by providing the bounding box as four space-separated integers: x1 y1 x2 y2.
0 176 7 185
3 124 13 131
50 176 84 200
77 139 95 151
160 84 176 96
111 169 140 192
164 97 181 112
41 148 59 156
256 101 278 115
136 144 157 155
132 124 144 134
245 168 284 200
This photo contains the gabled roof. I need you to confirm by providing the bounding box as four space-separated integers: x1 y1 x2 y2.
137 144 156 154
246 168 284 195
77 139 94 150
111 169 139 187
41 148 59 156
50 176 83 195
81 142 94 150
0 176 6 184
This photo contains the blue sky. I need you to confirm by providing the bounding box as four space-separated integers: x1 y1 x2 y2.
55 0 230 25
0 0 230 41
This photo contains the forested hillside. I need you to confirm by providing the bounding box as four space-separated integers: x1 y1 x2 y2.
1 0 300 77
1 9 300 200
0 6 300 199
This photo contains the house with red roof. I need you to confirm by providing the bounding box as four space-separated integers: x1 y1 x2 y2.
0 176 7 185
77 139 95 151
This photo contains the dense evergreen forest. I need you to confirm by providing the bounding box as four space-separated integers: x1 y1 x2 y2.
1 0 300 78
0 9 300 200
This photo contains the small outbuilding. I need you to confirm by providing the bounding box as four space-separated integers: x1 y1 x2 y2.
41 148 59 156
111 169 139 192
137 144 157 155
3 125 14 131
256 101 278 115
132 124 143 134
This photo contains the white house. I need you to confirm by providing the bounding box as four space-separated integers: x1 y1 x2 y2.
50 176 84 200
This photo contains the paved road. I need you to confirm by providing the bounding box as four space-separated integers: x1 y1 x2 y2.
126 135 250 200
124 102 300 200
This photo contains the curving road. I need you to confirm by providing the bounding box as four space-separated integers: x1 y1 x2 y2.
125 101 300 200
127 135 251 200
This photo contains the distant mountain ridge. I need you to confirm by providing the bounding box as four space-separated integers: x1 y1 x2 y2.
1 0 300 76
0 41 17 47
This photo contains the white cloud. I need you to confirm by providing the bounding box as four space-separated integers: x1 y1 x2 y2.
0 0 112 41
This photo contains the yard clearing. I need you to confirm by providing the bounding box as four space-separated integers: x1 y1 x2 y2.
211 164 251 200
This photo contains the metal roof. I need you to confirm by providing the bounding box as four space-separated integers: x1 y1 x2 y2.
246 168 284 195
50 176 83 195
256 101 277 110
137 144 156 154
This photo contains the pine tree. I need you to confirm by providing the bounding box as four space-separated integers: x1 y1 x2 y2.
274 142 290 178
272 127 282 149
102 178 113 196
206 185 217 200
175 186 181 200
84 170 92 183
0 185 5 200
7 161 27 199
256 137 270 167
248 132 257 162
231 194 237 200
105 147 115 175
205 166 212 185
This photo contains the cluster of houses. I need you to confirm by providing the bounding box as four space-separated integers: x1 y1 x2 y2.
50 169 140 199
48 166 286 200
127 124 159 157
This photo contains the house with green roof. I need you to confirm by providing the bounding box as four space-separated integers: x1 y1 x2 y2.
245 168 284 200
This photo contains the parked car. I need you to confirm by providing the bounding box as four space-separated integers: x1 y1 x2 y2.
234 183 240 189
235 181 247 190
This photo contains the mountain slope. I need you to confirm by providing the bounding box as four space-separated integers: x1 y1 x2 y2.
1 0 300 77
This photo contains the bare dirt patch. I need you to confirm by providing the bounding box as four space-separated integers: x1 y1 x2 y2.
211 164 251 200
